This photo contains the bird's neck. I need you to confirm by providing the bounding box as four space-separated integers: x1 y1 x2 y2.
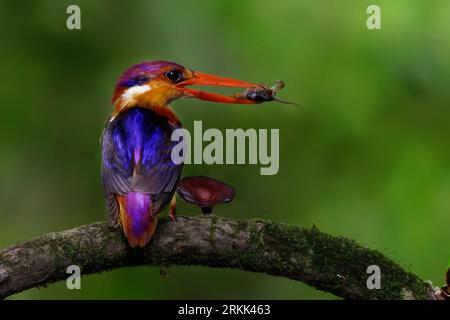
113 81 182 124
113 104 180 126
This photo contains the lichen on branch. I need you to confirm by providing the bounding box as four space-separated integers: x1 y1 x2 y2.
0 216 436 299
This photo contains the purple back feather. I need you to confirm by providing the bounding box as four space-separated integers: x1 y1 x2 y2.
124 192 152 237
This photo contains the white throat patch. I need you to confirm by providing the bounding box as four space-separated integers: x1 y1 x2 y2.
120 85 152 109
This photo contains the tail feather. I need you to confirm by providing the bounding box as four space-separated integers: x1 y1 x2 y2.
116 192 158 247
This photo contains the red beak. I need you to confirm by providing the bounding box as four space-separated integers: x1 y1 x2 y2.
175 71 260 104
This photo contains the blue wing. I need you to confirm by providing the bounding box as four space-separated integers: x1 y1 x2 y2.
101 108 183 226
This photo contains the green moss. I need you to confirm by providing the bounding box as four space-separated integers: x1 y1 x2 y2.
225 220 430 300
61 242 77 259
4 219 430 300
232 220 249 238
227 220 266 269
209 215 218 248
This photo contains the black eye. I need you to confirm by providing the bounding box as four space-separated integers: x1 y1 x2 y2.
165 69 183 83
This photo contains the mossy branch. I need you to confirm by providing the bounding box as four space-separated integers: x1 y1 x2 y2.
0 216 439 299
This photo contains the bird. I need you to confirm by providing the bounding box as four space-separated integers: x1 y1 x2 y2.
101 60 260 247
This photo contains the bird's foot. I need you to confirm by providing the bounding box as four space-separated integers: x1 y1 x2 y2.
169 196 177 222
169 206 177 222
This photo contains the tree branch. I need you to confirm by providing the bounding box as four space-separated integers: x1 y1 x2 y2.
0 215 438 299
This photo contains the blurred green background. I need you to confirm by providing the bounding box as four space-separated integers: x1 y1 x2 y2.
1 0 449 299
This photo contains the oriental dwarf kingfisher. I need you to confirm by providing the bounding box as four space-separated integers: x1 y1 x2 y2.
101 60 262 247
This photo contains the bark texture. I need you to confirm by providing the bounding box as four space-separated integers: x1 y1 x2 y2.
0 216 438 299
